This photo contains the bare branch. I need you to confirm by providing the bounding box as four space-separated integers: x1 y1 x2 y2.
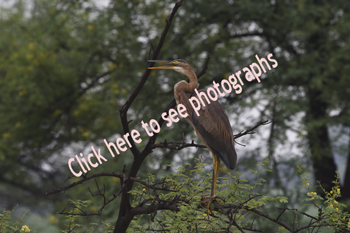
196 54 212 79
152 141 206 150
45 172 121 195
233 120 271 139
152 120 270 151
115 1 186 232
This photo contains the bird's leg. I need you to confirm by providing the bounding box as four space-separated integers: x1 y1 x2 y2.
211 153 220 198
201 153 221 216
208 154 221 214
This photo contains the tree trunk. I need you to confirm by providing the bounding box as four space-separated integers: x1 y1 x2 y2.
113 155 145 233
341 129 350 200
306 89 337 192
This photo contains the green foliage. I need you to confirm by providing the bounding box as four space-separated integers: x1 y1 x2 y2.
125 161 349 232
60 200 113 233
48 161 349 232
127 160 287 232
0 0 170 225
60 200 91 232
0 206 34 233
300 170 350 230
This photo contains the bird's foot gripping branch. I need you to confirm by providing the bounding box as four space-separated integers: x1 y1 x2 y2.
67 53 278 177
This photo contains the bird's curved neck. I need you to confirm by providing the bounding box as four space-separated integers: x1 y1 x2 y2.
175 69 198 93
174 69 199 107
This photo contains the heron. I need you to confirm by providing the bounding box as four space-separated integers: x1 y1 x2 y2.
148 59 237 205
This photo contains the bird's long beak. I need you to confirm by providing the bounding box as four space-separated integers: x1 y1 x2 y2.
148 60 176 70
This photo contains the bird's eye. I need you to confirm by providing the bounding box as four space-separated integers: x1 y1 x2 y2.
173 61 180 65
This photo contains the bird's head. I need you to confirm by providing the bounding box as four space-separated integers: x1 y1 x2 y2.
148 59 194 77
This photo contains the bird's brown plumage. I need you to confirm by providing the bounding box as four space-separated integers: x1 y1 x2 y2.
148 59 237 197
190 90 237 169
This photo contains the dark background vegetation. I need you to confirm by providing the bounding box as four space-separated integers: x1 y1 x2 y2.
0 0 349 232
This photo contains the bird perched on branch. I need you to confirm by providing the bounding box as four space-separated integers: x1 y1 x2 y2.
148 59 237 204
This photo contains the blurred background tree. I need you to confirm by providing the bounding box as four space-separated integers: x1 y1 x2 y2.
0 0 349 232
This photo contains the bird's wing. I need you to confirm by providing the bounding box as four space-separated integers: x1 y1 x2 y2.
191 92 237 169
